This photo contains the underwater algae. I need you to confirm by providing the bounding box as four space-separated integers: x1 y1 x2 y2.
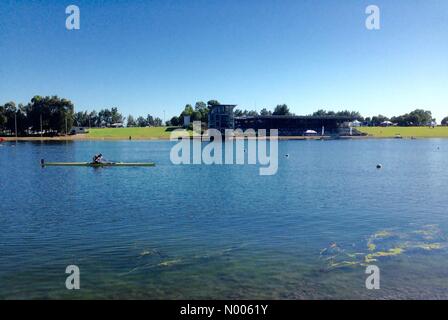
320 225 446 271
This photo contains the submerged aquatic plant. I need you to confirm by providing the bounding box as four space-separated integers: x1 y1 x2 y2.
319 225 446 271
365 247 404 263
157 259 182 267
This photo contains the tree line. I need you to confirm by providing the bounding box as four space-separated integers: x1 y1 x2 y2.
0 95 164 136
309 109 444 126
2 95 447 136
0 96 74 136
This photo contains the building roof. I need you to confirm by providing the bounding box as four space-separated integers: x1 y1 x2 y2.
209 104 237 108
235 115 354 121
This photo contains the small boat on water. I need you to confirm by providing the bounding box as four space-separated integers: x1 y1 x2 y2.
41 159 155 167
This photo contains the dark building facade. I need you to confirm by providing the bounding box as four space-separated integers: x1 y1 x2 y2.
235 115 355 136
207 104 359 136
208 105 237 131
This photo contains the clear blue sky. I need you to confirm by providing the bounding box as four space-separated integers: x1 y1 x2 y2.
1 0 447 122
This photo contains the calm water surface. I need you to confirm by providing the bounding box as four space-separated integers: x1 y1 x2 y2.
0 139 447 299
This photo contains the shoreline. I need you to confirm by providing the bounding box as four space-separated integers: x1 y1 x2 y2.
2 135 448 142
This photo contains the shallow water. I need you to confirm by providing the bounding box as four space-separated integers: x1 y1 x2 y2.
0 139 447 299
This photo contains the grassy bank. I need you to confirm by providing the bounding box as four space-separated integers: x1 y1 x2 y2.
89 126 448 139
357 126 448 138
4 126 448 141
87 127 187 139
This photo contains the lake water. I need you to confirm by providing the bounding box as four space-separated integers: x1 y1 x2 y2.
0 139 447 299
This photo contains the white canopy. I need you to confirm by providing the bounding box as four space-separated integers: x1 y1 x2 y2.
305 130 317 134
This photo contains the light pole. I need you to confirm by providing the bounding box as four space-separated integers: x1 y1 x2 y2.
14 112 17 138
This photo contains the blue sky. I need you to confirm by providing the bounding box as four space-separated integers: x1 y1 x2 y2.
1 0 447 122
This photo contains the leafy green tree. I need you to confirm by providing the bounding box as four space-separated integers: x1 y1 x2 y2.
334 110 364 121
154 117 163 126
146 115 154 126
181 104 194 117
4 102 16 127
127 115 136 127
0 105 6 128
371 115 389 126
16 104 28 134
179 104 194 126
207 100 220 108
111 107 124 124
391 109 432 126
195 101 209 122
0 102 28 135
1 102 16 132
98 109 112 126
273 104 291 116
312 109 329 116
441 117 448 126
73 111 90 127
241 110 258 116
260 108 271 116
191 110 202 121
169 116 180 126
234 109 243 117
26 96 74 134
88 111 99 127
195 101 207 112
136 116 147 127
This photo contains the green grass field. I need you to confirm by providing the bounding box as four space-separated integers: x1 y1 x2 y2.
85 126 448 139
358 126 448 138
87 126 188 139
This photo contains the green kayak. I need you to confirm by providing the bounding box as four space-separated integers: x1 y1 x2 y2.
41 160 155 167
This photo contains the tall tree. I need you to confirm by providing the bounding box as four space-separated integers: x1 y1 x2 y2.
88 111 99 127
391 109 432 126
335 110 364 121
442 116 448 126
0 105 6 128
234 109 243 117
2 102 17 132
273 104 291 116
154 117 163 126
207 100 220 108
146 114 154 126
180 104 194 126
241 110 259 116
111 107 124 124
195 101 209 122
260 108 271 116
27 96 74 134
98 109 112 126
371 115 389 126
127 115 136 127
73 111 90 127
136 116 147 127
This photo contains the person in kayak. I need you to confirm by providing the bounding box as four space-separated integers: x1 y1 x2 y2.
92 153 104 164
